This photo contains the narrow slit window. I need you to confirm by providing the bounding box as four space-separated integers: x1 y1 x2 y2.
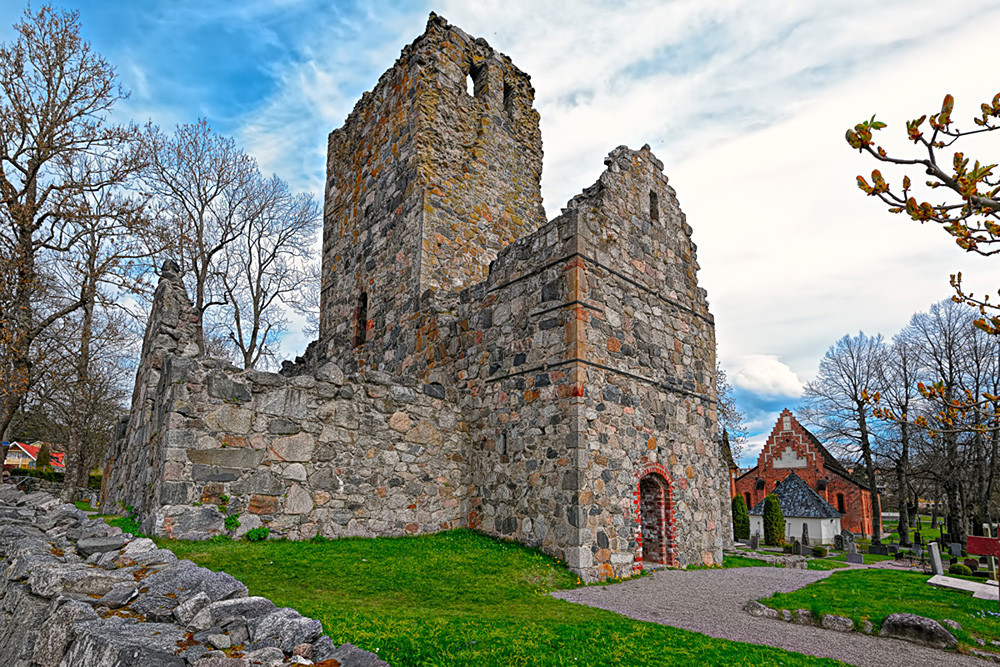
503 81 514 115
353 292 368 348
837 493 845 513
649 190 659 223
470 62 485 98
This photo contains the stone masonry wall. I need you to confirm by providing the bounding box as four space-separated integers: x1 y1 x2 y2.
453 145 728 578
108 14 729 583
0 487 387 666
143 357 468 542
102 261 201 517
320 14 545 380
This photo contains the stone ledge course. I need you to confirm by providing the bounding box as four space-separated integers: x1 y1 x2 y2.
0 486 388 666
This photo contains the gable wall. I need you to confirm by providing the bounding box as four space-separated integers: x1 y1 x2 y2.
735 411 875 536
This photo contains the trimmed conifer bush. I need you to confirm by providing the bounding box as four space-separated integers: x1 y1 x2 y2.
762 494 785 546
731 495 750 540
811 545 828 558
949 563 973 576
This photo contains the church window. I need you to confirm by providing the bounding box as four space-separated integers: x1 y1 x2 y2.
649 190 659 223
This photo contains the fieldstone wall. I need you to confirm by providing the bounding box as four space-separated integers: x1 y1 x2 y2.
103 260 201 517
319 13 545 379
0 487 387 666
106 13 729 582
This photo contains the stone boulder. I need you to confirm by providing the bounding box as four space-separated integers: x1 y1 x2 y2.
879 613 957 649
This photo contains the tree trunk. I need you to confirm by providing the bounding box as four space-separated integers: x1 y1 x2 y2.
60 268 96 503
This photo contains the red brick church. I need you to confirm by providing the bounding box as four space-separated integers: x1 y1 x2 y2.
735 409 876 536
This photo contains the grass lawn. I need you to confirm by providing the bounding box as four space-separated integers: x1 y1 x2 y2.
74 500 92 512
760 569 1000 652
825 553 894 565
806 559 849 571
159 530 843 666
722 555 779 568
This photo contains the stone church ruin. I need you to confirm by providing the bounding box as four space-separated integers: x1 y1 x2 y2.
102 14 730 580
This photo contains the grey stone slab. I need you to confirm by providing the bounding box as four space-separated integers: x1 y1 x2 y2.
186 449 264 469
846 553 864 564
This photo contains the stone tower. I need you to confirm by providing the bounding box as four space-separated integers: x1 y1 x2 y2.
320 13 546 376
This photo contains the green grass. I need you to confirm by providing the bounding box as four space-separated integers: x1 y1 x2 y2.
760 569 1000 651
73 500 91 511
722 555 779 569
159 529 842 666
806 559 849 571
825 552 894 564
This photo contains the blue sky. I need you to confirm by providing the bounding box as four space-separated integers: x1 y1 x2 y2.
5 0 1000 465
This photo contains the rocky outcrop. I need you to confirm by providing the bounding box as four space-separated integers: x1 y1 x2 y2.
0 486 389 666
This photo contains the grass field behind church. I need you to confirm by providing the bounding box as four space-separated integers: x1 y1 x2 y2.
160 529 842 666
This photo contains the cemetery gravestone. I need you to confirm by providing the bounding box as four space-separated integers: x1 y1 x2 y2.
928 543 943 574
869 543 889 556
792 539 801 556
950 543 963 558
750 534 760 550
914 544 924 559
801 524 809 547
846 541 863 564
964 558 980 572
834 534 844 551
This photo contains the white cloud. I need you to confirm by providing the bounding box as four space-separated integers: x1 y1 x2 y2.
731 355 804 397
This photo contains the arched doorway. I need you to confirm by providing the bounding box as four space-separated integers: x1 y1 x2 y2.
639 473 674 565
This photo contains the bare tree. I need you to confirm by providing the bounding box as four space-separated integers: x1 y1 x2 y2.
904 300 975 544
874 335 921 545
221 174 319 369
0 5 145 462
716 362 748 461
803 333 887 542
142 120 258 353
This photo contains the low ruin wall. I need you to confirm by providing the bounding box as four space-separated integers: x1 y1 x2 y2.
0 487 387 666
104 344 469 542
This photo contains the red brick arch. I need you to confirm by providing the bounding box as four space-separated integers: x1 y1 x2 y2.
632 463 677 567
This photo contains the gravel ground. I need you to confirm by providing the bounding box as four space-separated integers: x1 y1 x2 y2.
551 565 986 666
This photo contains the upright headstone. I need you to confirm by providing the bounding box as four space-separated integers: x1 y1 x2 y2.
846 541 863 564
928 542 943 575
888 545 899 555
801 523 810 547
964 558 980 572
750 533 760 550
792 539 802 556
914 544 924 559
834 533 844 551
950 542 963 558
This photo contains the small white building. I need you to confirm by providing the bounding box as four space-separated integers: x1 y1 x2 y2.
749 472 842 545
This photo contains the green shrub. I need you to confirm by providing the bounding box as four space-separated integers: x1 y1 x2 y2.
811 545 828 558
88 473 102 490
731 495 750 540
225 513 241 532
243 526 270 542
762 494 785 546
12 468 63 482
782 543 793 554
949 563 973 576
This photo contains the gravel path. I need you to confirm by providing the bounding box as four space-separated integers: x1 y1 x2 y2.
551 565 985 666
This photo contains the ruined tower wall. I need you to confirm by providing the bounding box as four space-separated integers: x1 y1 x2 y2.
455 147 727 578
102 263 201 515
451 215 587 558
561 146 726 572
320 14 544 379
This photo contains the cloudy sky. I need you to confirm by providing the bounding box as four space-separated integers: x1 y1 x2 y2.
4 0 1000 464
